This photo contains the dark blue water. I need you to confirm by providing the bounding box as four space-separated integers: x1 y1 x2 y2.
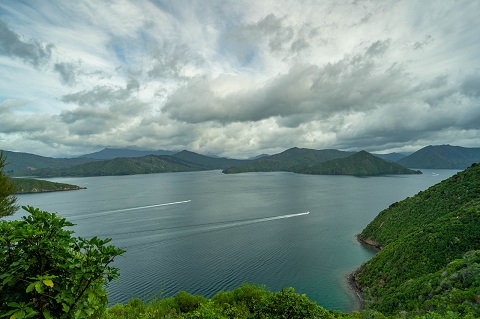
11 169 458 312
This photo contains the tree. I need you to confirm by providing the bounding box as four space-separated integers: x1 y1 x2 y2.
0 151 18 217
0 206 125 318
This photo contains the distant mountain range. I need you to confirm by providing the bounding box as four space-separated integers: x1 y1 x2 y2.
373 152 408 162
78 148 175 159
294 151 421 176
397 145 480 169
1 144 479 177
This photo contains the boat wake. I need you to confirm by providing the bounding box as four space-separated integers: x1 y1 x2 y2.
113 211 311 248
69 200 192 220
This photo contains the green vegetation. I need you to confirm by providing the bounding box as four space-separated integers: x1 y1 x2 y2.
354 162 480 317
398 145 480 169
2 147 479 318
100 284 476 319
223 147 354 174
16 155 208 177
11 151 249 178
12 178 85 193
295 151 421 176
0 152 18 217
0 206 124 318
1 150 98 176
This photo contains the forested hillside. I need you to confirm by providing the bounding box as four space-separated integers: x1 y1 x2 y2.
294 151 420 176
355 163 480 316
1 150 98 175
398 145 480 169
20 155 207 177
223 147 354 173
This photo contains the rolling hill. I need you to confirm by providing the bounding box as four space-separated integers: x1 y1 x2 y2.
19 155 208 177
295 150 421 176
1 150 99 176
222 147 355 174
397 145 480 169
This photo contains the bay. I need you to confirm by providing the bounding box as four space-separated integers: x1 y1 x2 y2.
11 169 459 312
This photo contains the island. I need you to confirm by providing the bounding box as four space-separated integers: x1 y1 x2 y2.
13 178 86 194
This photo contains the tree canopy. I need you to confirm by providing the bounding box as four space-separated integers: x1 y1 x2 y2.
0 151 18 217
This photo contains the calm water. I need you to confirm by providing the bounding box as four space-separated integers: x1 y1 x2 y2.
11 169 459 312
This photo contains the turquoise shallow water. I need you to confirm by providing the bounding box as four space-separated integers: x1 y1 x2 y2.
11 169 458 312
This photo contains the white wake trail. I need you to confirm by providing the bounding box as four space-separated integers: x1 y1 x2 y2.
71 200 191 220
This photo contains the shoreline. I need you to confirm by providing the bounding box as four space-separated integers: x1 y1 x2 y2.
15 186 86 194
346 234 382 312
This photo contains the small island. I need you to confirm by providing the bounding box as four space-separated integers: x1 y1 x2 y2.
13 178 86 194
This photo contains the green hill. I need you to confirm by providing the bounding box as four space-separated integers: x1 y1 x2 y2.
354 162 480 316
223 147 354 174
1 150 98 176
21 155 208 177
397 145 480 169
12 178 85 193
295 151 421 176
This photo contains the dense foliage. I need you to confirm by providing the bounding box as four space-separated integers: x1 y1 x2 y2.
398 145 480 169
0 206 124 319
355 163 480 316
295 151 421 176
12 178 85 193
101 283 476 319
0 152 18 217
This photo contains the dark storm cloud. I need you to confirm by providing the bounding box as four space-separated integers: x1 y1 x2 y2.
0 19 54 67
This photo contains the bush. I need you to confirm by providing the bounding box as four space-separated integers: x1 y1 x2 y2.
0 206 124 318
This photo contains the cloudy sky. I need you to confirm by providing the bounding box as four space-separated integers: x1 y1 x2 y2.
0 0 479 158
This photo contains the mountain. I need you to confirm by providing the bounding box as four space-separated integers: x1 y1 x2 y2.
15 150 248 177
78 148 175 159
20 155 208 177
172 150 248 169
373 152 407 162
295 151 421 175
223 147 354 174
354 162 480 316
1 150 98 176
397 145 480 169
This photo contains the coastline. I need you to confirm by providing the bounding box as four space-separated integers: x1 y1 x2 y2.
15 186 86 194
347 234 382 312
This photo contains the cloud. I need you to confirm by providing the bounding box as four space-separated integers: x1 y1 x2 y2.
53 61 78 85
1 1 480 157
460 73 480 98
0 19 54 67
163 40 407 125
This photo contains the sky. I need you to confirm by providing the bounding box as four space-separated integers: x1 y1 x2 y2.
0 0 479 158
